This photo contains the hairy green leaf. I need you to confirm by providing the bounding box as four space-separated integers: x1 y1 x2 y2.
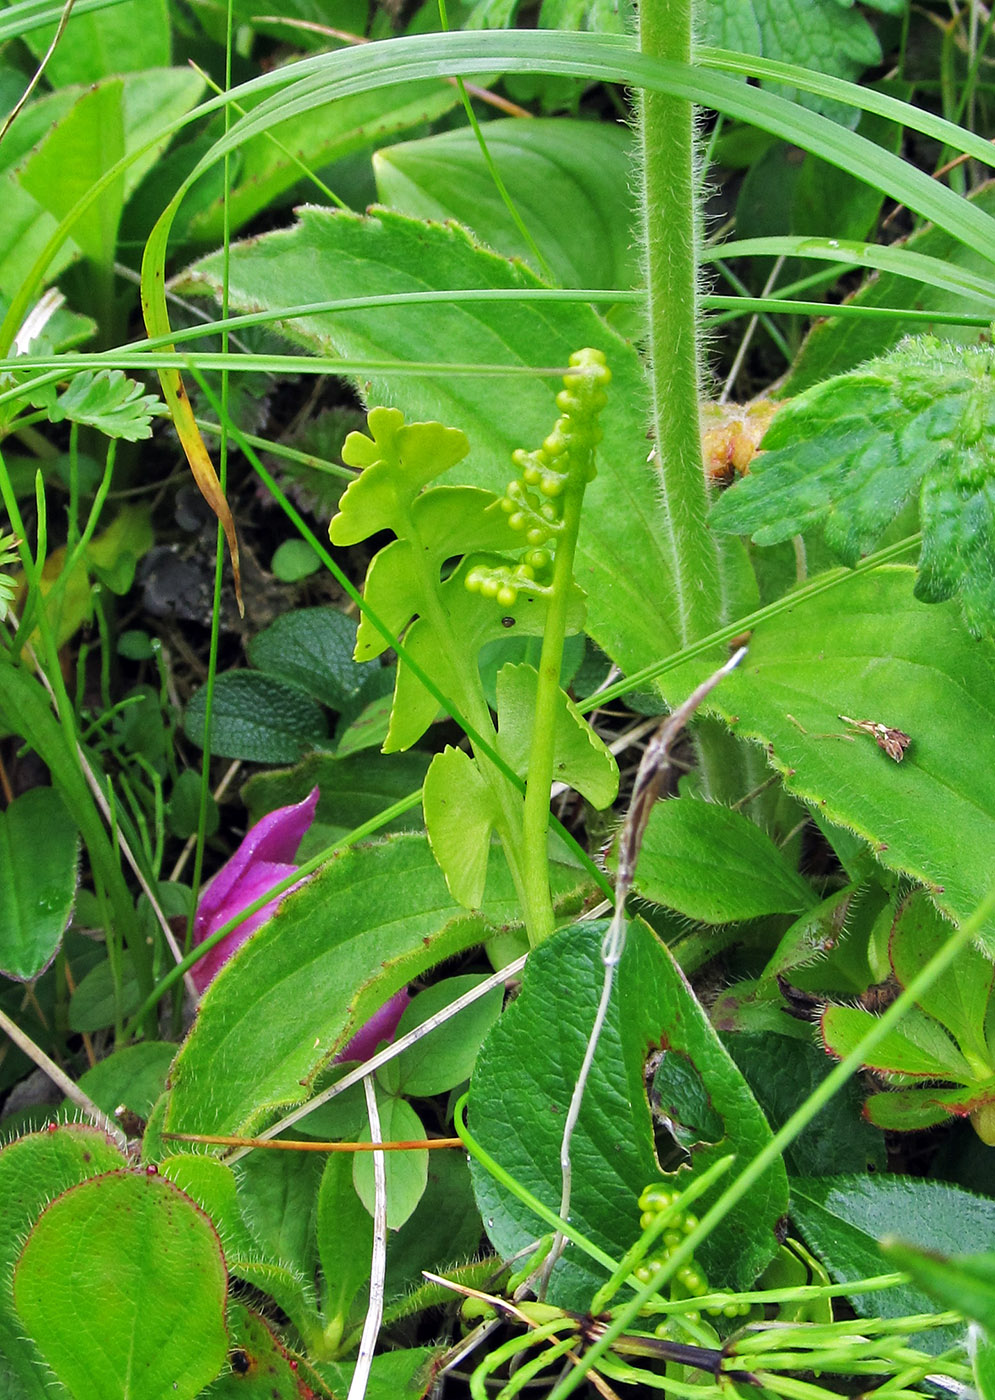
711 338 995 636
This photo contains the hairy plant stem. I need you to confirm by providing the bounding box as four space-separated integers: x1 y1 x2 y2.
637 0 721 647
521 472 587 946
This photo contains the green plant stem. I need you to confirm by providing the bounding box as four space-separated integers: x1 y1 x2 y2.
637 0 720 648
521 471 587 946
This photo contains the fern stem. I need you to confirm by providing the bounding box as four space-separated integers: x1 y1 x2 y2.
637 0 721 645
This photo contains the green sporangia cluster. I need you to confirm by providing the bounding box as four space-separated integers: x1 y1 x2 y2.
465 347 611 609
637 1184 749 1324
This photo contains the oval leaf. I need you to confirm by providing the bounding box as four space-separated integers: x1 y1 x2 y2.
14 1170 228 1400
184 670 328 763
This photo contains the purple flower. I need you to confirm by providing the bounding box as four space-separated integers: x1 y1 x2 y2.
191 787 320 994
336 988 411 1063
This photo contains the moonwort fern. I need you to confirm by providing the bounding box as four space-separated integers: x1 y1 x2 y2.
329 348 618 945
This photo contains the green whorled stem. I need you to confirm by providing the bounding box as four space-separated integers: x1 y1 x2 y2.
637 0 721 647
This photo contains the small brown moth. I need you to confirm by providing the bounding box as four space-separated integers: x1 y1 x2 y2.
838 715 911 762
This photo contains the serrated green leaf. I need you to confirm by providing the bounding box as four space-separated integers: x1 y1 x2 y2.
631 797 817 923
40 369 163 441
468 919 787 1305
163 833 536 1137
374 119 637 298
821 1003 975 1081
14 1171 228 1400
711 338 995 636
423 746 498 910
791 1174 992 1348
176 206 674 679
665 567 995 952
0 788 78 981
495 662 618 809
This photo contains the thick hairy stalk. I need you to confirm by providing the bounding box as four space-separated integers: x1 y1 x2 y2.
637 0 721 646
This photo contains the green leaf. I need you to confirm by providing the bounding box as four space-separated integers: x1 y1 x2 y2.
317 1154 372 1351
204 1302 325 1398
723 1032 886 1176
15 0 169 85
248 607 369 711
711 338 995 636
271 539 321 582
631 797 816 923
975 1329 995 1400
184 670 329 763
821 1003 975 1081
68 950 141 1032
0 1125 126 1322
161 1153 317 1335
0 788 78 980
667 567 995 952
791 1174 994 1348
382 974 504 1097
237 1147 322 1312
701 0 880 110
786 187 995 395
496 662 618 808
242 749 428 848
75 1041 175 1121
373 119 637 297
383 1151 482 1302
353 1092 428 1232
164 832 536 1136
177 205 677 678
13 1170 228 1400
468 919 787 1306
863 1082 995 1134
423 746 498 910
39 369 163 441
889 891 994 1068
186 77 461 244
881 1242 995 1337
331 409 471 545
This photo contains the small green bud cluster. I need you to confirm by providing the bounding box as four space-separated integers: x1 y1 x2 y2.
637 1184 749 1325
465 348 611 609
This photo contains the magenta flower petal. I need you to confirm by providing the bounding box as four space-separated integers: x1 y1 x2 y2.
191 787 319 994
337 989 411 1064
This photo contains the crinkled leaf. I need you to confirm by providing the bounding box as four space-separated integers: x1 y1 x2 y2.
821 1003 975 1081
711 338 995 636
889 891 994 1066
632 797 817 924
701 0 881 112
184 670 329 764
423 746 498 910
248 607 369 710
496 662 618 809
468 919 787 1306
14 1171 228 1400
